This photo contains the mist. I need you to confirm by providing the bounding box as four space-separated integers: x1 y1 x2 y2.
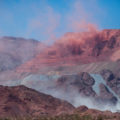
18 73 120 113
0 0 120 115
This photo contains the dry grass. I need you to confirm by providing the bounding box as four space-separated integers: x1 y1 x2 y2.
0 114 120 120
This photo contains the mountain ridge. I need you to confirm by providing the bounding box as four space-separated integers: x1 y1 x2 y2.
0 85 120 119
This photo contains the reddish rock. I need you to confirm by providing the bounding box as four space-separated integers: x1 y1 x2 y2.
0 85 75 117
15 29 120 75
75 106 88 113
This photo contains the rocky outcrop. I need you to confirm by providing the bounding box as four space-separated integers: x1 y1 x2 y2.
79 72 95 86
92 40 107 56
74 106 120 120
100 69 115 81
20 72 119 106
75 106 88 113
98 83 117 105
107 36 116 48
100 69 120 97
57 72 96 97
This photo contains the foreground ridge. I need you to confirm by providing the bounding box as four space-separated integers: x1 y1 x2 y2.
0 85 120 119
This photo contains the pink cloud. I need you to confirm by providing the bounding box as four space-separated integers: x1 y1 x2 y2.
65 0 100 32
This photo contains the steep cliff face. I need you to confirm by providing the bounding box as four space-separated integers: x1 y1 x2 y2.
0 29 120 75
16 29 120 74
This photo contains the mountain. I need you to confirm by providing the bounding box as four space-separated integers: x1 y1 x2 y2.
0 85 120 120
0 36 45 72
0 29 120 113
16 29 120 74
0 85 74 118
19 72 119 112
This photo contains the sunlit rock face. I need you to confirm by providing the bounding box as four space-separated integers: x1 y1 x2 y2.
0 29 120 75
16 29 120 75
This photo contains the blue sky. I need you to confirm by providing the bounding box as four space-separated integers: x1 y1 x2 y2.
0 0 120 41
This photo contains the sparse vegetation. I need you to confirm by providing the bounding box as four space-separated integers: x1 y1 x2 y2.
0 114 120 120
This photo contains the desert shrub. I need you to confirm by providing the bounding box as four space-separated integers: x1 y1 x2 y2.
97 115 103 120
81 115 93 120
3 114 120 120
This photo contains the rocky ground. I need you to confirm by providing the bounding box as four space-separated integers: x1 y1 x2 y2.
0 85 120 120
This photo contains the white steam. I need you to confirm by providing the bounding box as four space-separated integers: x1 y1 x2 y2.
19 73 120 112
